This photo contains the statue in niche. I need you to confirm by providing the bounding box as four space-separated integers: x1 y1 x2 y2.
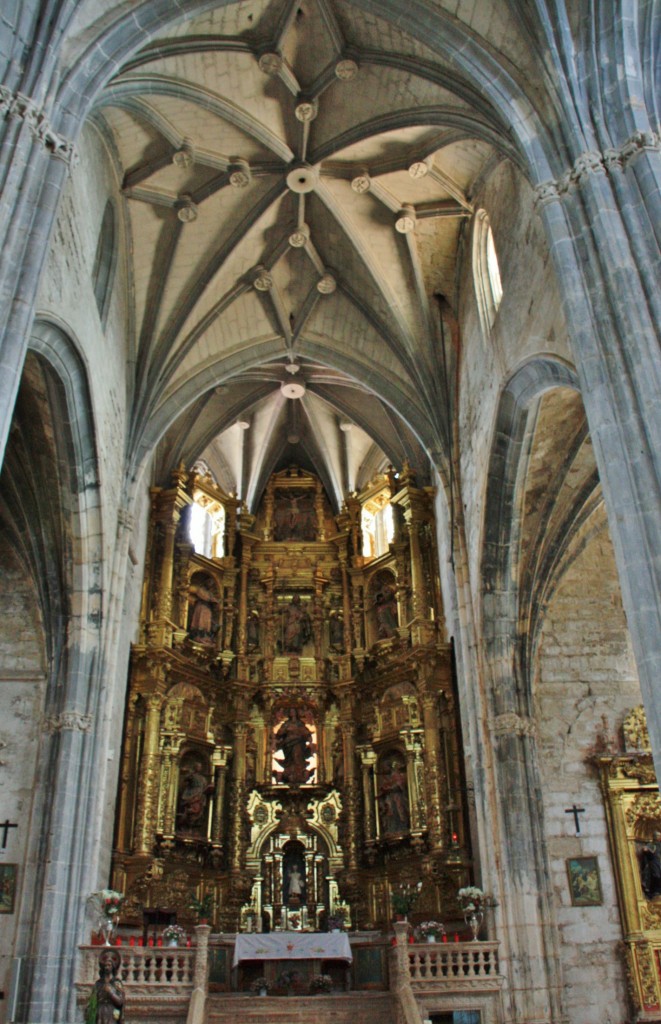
176 757 213 832
282 594 312 652
188 578 219 644
377 754 409 836
374 585 398 639
285 860 306 906
247 609 260 649
328 609 344 651
274 708 315 784
273 489 316 541
638 831 661 899
89 949 125 1024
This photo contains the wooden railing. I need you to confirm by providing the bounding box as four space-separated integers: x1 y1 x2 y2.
406 941 501 985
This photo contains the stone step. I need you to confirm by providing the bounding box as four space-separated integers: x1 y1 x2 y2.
206 991 397 1024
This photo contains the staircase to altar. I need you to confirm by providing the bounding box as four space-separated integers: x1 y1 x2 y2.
76 927 505 1024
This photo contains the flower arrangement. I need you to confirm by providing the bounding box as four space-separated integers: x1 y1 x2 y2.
250 977 270 994
88 889 124 920
457 886 485 912
287 912 301 929
327 911 346 931
310 974 333 993
391 880 422 916
163 924 187 944
417 920 445 940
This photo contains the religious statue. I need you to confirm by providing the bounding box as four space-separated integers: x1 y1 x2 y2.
285 861 306 905
374 586 398 639
328 609 344 651
273 490 316 541
87 949 125 1024
274 708 315 784
639 832 661 899
246 609 260 649
282 594 312 653
188 579 219 644
176 759 213 831
378 757 409 835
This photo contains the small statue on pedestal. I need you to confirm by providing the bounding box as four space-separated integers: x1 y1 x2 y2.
86 949 124 1024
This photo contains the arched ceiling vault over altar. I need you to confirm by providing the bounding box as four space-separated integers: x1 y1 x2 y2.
85 0 544 502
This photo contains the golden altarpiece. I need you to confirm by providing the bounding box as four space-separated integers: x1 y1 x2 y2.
111 463 471 933
599 707 661 1021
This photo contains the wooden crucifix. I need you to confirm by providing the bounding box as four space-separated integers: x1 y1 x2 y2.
0 819 18 849
565 804 586 836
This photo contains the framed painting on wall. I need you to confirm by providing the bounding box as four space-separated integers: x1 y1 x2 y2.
566 856 602 906
0 864 17 913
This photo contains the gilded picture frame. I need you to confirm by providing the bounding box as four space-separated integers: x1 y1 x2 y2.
0 863 17 913
566 856 602 906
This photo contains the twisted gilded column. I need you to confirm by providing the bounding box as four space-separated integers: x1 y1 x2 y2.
340 694 360 870
229 719 248 873
420 691 445 851
135 694 164 855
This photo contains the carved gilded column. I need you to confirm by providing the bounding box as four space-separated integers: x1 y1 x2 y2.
263 479 274 540
135 694 164 855
159 741 182 843
420 690 445 851
340 694 360 870
357 745 378 845
401 725 427 835
229 718 248 873
211 745 232 853
349 571 365 655
315 479 326 540
237 536 255 656
116 693 140 851
228 497 240 554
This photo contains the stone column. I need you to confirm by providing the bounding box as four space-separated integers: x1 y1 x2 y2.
0 108 74 465
186 925 211 1024
536 155 661 782
135 694 164 856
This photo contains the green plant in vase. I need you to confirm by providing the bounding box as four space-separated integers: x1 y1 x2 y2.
391 880 422 920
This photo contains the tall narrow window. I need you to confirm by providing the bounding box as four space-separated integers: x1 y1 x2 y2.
92 200 116 321
473 209 503 333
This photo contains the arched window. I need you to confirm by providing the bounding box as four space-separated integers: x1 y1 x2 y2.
472 210 503 333
361 499 394 558
188 498 225 558
92 200 116 321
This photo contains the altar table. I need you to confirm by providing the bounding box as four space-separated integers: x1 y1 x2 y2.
232 932 352 967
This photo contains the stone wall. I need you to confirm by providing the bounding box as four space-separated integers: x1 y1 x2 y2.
536 515 640 1024
0 541 46 1021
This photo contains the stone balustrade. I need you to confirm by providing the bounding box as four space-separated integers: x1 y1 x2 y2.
78 944 196 987
406 941 500 986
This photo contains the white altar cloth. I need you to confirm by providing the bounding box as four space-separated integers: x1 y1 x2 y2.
233 932 352 967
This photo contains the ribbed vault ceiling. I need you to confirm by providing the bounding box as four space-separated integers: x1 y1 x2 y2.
92 0 512 508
